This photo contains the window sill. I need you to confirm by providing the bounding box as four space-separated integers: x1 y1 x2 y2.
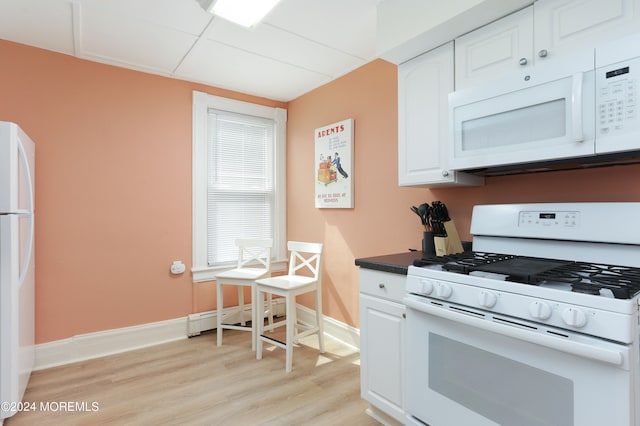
191 259 288 283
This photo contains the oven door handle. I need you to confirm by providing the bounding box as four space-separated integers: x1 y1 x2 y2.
405 298 623 366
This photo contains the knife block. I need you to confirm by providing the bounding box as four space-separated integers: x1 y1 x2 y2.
434 220 464 256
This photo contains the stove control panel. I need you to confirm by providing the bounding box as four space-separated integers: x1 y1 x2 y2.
518 210 580 228
406 269 635 343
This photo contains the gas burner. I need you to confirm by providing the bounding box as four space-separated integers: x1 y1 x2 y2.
414 251 640 299
537 262 640 299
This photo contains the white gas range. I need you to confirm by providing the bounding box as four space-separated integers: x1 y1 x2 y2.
404 203 640 426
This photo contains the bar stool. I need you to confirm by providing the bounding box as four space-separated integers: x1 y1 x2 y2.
215 238 273 351
255 241 324 372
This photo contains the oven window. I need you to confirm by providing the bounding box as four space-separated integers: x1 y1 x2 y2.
429 333 573 426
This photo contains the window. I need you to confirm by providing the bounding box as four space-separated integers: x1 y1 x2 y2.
192 91 287 282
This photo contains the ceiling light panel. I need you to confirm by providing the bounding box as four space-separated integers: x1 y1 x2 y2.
210 0 281 28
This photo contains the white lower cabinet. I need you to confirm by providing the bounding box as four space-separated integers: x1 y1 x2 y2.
359 268 406 425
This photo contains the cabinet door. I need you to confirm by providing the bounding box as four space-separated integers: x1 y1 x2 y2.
398 43 483 186
455 6 533 91
360 293 405 423
534 0 640 66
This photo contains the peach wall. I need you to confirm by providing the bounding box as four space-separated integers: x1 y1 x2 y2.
287 60 426 326
287 59 640 328
4 37 640 342
0 40 285 343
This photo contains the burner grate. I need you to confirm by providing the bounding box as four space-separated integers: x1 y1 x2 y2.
537 262 640 299
413 252 516 273
472 257 569 284
414 251 640 299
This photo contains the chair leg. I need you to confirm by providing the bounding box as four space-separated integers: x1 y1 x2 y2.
216 283 224 347
291 296 299 344
285 293 295 373
266 293 273 331
238 286 245 326
316 289 325 353
250 284 257 352
256 287 264 361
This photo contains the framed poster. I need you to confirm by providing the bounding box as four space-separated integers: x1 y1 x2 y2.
314 118 354 208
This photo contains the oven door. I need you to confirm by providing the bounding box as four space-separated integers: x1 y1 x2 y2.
404 294 636 426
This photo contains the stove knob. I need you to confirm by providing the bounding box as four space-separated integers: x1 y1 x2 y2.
478 291 497 308
435 282 452 299
562 307 587 328
420 279 434 295
529 301 552 320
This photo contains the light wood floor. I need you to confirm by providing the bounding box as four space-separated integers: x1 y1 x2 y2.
6 329 380 426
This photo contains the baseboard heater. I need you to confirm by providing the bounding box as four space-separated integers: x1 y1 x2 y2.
187 299 286 337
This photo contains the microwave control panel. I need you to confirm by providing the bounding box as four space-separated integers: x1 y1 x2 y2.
596 60 638 137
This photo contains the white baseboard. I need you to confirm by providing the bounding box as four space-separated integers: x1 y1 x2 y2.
34 317 188 371
187 299 286 336
35 304 360 371
296 304 360 349
366 406 404 426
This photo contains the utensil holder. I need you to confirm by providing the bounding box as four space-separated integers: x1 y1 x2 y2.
434 220 464 256
422 232 435 257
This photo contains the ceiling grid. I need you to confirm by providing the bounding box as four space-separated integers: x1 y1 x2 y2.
0 0 381 101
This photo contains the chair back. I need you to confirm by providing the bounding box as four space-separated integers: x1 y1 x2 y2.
236 238 273 271
287 241 323 280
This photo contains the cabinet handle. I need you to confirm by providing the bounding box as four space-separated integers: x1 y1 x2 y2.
538 49 548 58
519 57 528 66
378 283 385 289
402 313 406 319
441 170 449 177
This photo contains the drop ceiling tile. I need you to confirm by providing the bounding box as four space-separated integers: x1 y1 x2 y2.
175 38 330 101
0 0 75 55
79 0 211 36
265 0 380 59
0 0 381 101
78 3 200 74
206 18 366 77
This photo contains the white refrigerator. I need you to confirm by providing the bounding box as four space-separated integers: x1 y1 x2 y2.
0 122 35 421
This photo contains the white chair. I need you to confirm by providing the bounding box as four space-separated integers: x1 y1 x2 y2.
255 241 324 373
215 238 273 351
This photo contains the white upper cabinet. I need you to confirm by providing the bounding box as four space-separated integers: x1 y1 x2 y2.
456 0 640 90
455 7 534 91
377 0 532 65
535 0 640 61
398 42 483 186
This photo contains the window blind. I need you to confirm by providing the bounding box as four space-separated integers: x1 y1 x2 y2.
207 109 275 266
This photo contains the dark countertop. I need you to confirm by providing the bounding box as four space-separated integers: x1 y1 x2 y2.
354 251 424 275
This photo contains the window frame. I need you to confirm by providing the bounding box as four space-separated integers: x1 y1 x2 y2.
192 91 287 282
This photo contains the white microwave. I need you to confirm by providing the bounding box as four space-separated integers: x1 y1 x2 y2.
448 33 640 172
595 35 640 155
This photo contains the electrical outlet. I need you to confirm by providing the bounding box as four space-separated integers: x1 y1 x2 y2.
170 261 186 274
